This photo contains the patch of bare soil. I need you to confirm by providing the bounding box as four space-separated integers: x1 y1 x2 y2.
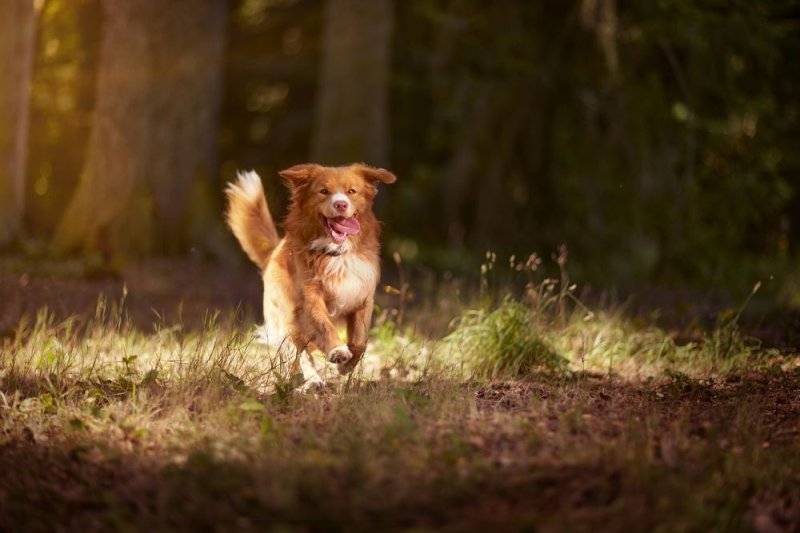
0 373 798 531
467 373 800 531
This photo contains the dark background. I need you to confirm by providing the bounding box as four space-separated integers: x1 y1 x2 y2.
3 0 800 303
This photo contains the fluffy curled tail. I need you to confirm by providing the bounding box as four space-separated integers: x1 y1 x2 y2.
225 171 279 270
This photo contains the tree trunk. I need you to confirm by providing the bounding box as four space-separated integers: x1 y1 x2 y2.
0 0 36 246
54 0 227 259
312 0 393 166
146 0 228 251
441 82 491 245
441 81 530 247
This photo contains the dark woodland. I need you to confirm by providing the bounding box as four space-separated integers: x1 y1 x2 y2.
1 1 799 530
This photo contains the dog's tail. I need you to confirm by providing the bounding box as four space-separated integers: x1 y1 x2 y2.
225 171 280 270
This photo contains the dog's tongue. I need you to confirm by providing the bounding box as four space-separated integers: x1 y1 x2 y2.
330 216 360 236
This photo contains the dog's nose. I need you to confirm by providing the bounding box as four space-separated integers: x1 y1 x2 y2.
334 201 348 212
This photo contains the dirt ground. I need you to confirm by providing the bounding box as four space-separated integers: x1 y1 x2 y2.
0 257 263 334
1 372 799 531
1 256 800 530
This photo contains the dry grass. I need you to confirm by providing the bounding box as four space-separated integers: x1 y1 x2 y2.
1 261 799 530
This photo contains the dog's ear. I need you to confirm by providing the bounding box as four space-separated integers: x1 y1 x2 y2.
354 164 397 184
278 163 320 184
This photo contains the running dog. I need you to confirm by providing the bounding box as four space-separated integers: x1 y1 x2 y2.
225 163 396 388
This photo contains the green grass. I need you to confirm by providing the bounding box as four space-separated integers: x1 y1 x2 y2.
1 269 799 530
446 296 566 378
420 267 780 383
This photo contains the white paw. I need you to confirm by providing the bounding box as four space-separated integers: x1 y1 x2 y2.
328 345 352 364
298 375 326 393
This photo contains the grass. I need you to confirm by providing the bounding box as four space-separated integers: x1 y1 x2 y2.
439 254 784 381
1 256 799 530
446 296 566 378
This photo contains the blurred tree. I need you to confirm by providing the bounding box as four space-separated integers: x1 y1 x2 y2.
219 0 322 220
25 0 101 239
13 0 800 287
312 0 393 166
387 1 799 285
54 0 228 259
0 0 36 246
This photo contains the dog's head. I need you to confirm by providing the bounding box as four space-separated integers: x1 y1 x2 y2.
279 163 396 244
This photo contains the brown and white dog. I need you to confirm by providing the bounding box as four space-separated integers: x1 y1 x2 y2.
225 163 396 388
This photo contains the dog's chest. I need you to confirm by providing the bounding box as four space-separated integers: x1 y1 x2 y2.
322 253 378 315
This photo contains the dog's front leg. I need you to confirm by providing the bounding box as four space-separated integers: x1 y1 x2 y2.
339 296 374 374
289 350 325 392
299 284 352 365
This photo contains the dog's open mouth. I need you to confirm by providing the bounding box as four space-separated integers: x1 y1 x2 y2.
323 216 360 244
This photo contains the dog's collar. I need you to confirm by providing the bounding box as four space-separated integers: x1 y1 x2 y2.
309 238 350 257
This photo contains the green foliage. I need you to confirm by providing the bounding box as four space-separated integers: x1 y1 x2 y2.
448 296 566 378
437 254 783 379
20 0 800 287
269 371 304 409
387 1 800 285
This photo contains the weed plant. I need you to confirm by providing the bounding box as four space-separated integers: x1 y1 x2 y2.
439 248 780 380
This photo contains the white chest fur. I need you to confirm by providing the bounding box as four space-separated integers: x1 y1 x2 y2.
322 253 378 316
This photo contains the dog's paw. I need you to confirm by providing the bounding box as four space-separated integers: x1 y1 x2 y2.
297 375 326 394
337 346 364 375
327 345 353 364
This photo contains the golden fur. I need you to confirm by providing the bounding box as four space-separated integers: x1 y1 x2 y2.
225 163 396 387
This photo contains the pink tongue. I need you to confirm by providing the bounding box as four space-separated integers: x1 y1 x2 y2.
330 216 360 235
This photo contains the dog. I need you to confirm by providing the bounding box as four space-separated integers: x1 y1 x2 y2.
225 163 396 388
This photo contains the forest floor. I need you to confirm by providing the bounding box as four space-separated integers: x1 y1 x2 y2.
1 257 799 531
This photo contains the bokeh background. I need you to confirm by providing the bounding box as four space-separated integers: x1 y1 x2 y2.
2 0 800 301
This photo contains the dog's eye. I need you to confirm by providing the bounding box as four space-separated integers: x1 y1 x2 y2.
320 188 329 195
347 188 356 195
